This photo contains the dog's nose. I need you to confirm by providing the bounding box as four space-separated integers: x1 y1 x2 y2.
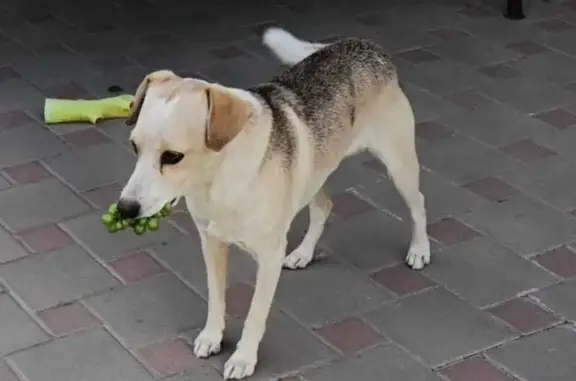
117 199 141 219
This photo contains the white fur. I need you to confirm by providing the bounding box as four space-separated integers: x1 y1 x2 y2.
262 27 327 66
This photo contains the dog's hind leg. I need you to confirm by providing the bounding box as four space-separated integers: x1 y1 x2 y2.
283 188 332 269
369 91 431 270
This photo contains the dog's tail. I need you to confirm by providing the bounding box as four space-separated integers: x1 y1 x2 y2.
262 27 328 66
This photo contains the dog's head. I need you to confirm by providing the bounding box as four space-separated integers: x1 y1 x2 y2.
117 70 254 219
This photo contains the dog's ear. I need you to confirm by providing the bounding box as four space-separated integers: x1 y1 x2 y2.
204 86 253 151
126 70 177 126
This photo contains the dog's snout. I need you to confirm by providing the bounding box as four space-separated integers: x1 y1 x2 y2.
117 199 141 219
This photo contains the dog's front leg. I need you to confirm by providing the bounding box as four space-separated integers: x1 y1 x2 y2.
194 230 229 358
223 238 286 380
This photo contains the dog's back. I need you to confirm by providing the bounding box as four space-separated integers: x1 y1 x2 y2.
253 28 401 170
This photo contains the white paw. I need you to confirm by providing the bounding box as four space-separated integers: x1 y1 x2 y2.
223 350 257 379
283 247 314 269
405 244 431 270
193 329 222 358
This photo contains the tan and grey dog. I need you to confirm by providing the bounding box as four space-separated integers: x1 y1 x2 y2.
118 27 431 379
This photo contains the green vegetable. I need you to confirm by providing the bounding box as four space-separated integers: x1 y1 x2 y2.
101 201 172 236
147 218 160 231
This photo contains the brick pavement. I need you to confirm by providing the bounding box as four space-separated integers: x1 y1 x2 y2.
1 0 576 380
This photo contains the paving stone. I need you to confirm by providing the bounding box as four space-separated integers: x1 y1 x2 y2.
3 161 51 184
535 107 576 129
0 245 118 310
488 298 560 334
439 102 555 147
61 210 181 261
428 35 520 68
276 261 393 327
199 54 282 89
479 76 574 114
0 178 90 232
463 177 519 203
460 194 576 256
532 279 576 321
151 234 257 299
322 210 412 271
0 226 28 263
139 339 197 378
402 83 461 123
533 127 576 163
0 79 46 113
501 139 558 163
0 123 68 168
163 367 222 381
301 343 444 381
0 361 19 381
200 311 336 380
509 51 576 86
427 217 482 246
8 329 155 381
316 317 384 354
86 273 206 348
365 288 516 367
440 356 517 381
37 303 100 336
418 133 520 184
359 169 487 223
0 294 49 355
17 223 73 253
535 246 576 279
497 156 576 210
424 237 558 308
488 326 576 381
371 264 435 296
109 251 165 283
44 142 135 192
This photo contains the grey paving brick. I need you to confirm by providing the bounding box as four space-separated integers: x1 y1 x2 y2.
428 35 521 68
8 329 155 381
488 326 576 381
497 156 576 211
424 237 558 308
0 122 68 168
460 194 576 256
402 83 461 123
0 178 90 232
417 133 520 184
365 288 515 367
164 367 223 381
61 210 181 261
533 127 576 163
301 343 443 381
0 245 118 310
374 26 443 53
532 279 576 322
439 102 556 147
358 169 487 223
541 29 576 58
44 142 135 192
152 234 256 299
479 77 574 114
0 79 45 114
199 55 283 89
0 226 28 263
86 273 206 348
13 55 101 89
400 59 492 96
509 51 576 86
0 294 48 355
322 210 413 271
276 261 393 327
200 311 336 380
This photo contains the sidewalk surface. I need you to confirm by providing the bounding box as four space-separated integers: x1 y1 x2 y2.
1 0 576 380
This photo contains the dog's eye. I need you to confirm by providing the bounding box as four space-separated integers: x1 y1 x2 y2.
160 150 184 166
130 141 138 155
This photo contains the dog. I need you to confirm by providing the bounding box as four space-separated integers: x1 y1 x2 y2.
117 27 431 379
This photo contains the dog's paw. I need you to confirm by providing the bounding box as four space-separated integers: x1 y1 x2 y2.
283 247 314 269
194 329 222 358
224 350 257 379
405 245 431 270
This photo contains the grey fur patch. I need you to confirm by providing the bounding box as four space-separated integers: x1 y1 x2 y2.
252 38 397 164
